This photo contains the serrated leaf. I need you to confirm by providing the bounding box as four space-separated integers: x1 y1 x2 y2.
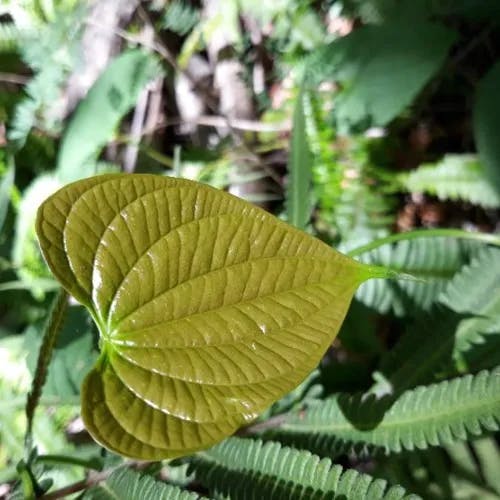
84 467 205 500
36 174 388 459
272 368 500 455
191 437 418 499
56 50 160 182
399 154 500 209
439 247 500 369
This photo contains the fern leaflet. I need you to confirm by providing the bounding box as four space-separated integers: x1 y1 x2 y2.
161 1 200 35
439 246 500 371
83 467 205 500
191 437 418 499
270 368 500 455
399 155 500 209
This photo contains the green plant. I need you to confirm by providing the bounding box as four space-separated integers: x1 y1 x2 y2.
7 172 498 498
3 1 500 498
35 174 394 459
398 155 500 209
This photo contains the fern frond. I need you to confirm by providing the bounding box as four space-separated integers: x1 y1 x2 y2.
440 246 500 317
356 237 478 316
83 467 204 500
190 437 418 499
399 155 500 209
272 368 500 455
439 247 500 371
8 9 83 147
7 65 65 147
313 145 395 245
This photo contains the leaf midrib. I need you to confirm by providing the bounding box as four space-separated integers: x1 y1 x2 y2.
108 255 352 336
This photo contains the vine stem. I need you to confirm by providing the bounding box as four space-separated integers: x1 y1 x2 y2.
25 289 68 457
236 414 288 436
39 468 115 500
346 228 500 258
39 461 151 499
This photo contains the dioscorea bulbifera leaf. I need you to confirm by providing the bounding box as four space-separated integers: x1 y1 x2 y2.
36 174 392 459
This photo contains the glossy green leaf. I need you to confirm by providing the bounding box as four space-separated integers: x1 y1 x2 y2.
36 174 389 459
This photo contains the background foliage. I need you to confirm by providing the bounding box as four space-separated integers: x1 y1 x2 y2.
0 0 499 498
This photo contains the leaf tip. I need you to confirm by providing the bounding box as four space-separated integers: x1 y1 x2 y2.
360 264 421 283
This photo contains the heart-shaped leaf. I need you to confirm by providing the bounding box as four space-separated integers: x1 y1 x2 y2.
36 174 389 459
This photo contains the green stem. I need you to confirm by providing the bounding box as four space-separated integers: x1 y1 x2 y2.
347 229 500 258
116 134 174 168
25 289 68 458
138 143 174 168
39 460 150 500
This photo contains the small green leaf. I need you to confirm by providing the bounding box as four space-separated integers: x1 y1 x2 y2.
84 467 205 500
287 87 312 229
399 154 500 209
56 50 160 182
191 438 418 499
308 22 456 128
36 174 389 459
